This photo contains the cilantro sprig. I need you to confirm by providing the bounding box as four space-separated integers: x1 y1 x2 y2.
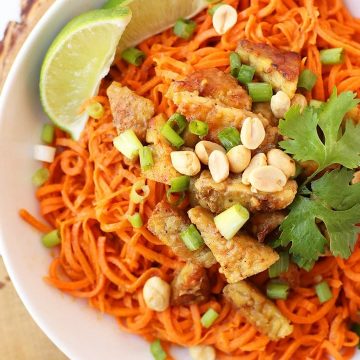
276 89 360 268
279 89 360 178
277 168 360 265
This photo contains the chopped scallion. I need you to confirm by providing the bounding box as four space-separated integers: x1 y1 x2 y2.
31 168 50 187
320 48 344 65
180 224 204 251
130 180 150 204
161 123 185 148
166 190 186 206
214 204 249 240
169 175 190 193
121 47 145 66
269 252 289 278
113 130 143 160
128 213 143 228
189 120 209 136
41 124 55 144
167 113 187 134
229 51 241 77
247 82 273 102
86 102 104 119
173 18 196 40
139 146 154 171
150 339 167 360
315 281 333 303
237 64 255 84
218 127 241 151
266 281 289 300
42 229 61 248
200 308 219 328
297 69 317 91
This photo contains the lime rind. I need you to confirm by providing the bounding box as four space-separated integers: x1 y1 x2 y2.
39 8 132 139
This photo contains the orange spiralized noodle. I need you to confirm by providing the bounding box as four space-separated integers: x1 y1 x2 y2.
22 0 360 358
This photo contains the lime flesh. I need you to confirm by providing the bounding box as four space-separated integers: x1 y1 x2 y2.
40 8 131 139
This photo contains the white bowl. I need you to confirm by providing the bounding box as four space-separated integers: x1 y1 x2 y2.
0 1 359 360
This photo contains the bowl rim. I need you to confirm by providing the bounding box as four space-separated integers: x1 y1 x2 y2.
0 2 94 359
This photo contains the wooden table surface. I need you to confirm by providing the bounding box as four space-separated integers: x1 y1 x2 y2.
0 1 67 359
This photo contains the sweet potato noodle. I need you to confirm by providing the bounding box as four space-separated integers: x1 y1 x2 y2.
21 0 360 358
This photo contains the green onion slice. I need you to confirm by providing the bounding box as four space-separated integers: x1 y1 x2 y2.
161 123 185 148
229 51 241 77
166 190 186 207
315 281 333 303
214 204 249 240
173 18 196 40
41 124 55 144
189 120 209 136
128 213 143 228
297 69 317 91
269 252 289 278
130 180 150 204
42 229 61 248
150 339 167 360
139 146 154 171
217 127 241 151
247 82 273 102
121 47 146 66
266 280 290 300
320 48 344 65
113 130 143 160
86 102 104 120
32 168 50 187
200 308 219 328
167 113 187 134
180 224 205 251
169 176 190 193
237 64 255 84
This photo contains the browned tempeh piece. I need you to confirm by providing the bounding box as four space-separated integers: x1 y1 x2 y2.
147 201 216 268
224 281 293 340
236 40 301 98
107 82 154 140
193 170 297 213
171 262 210 306
188 206 279 283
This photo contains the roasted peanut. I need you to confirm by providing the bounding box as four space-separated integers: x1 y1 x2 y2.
212 4 238 35
170 151 201 176
271 90 291 118
143 276 170 312
189 345 216 360
267 148 296 178
240 117 266 150
208 150 230 183
291 93 307 112
227 145 251 173
195 141 226 165
249 165 287 193
242 153 267 185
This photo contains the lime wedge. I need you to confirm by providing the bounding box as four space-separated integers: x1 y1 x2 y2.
103 0 208 52
40 8 132 139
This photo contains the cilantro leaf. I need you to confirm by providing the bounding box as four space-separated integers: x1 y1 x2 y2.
278 197 327 262
279 89 360 172
278 169 360 265
312 168 360 210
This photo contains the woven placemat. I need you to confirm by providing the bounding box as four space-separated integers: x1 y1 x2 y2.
0 1 67 359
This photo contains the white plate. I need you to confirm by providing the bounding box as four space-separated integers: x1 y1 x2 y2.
0 1 359 360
